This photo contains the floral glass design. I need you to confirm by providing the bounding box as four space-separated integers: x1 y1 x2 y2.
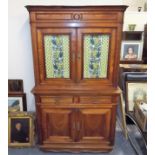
44 35 70 78
84 35 110 78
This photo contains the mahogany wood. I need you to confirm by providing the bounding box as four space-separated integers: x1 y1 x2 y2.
26 5 127 152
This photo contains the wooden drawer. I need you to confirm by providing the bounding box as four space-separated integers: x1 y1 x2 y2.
79 96 112 104
40 96 73 104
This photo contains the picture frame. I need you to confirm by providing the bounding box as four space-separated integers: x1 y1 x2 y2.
8 79 23 93
8 112 34 147
8 93 27 112
126 81 147 112
120 41 143 62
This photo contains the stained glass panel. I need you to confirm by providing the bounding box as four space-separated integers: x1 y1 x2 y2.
83 35 110 78
44 35 70 78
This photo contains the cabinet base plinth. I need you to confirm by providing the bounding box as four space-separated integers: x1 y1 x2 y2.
39 143 113 153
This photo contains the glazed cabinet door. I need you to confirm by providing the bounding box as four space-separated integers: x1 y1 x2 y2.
36 28 76 85
41 107 76 144
78 107 113 143
77 28 117 87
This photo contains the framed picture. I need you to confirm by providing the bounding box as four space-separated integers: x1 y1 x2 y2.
8 112 34 147
8 80 23 93
8 93 27 112
120 41 143 62
126 81 147 112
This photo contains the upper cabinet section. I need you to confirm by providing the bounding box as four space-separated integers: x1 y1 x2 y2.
26 6 127 88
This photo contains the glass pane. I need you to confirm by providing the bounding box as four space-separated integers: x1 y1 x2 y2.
84 35 110 78
44 35 70 78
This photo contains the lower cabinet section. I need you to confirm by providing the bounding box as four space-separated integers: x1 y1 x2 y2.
38 103 117 152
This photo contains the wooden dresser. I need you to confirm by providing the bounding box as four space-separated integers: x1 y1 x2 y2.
26 5 127 152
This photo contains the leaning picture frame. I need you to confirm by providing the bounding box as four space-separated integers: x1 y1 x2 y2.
8 112 34 147
8 79 24 93
125 81 147 112
8 93 27 112
120 41 143 62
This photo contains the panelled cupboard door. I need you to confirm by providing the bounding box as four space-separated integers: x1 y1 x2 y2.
78 108 112 143
77 28 117 86
41 108 75 143
37 28 76 84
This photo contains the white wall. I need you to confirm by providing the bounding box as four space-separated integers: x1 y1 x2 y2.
9 1 35 111
122 0 147 31
123 0 146 11
8 0 123 111
123 12 147 31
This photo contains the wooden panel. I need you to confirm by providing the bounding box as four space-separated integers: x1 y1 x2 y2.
80 96 111 104
41 96 112 104
36 12 117 22
36 13 72 20
78 108 112 143
82 13 117 21
41 96 73 104
39 143 113 152
41 108 75 143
